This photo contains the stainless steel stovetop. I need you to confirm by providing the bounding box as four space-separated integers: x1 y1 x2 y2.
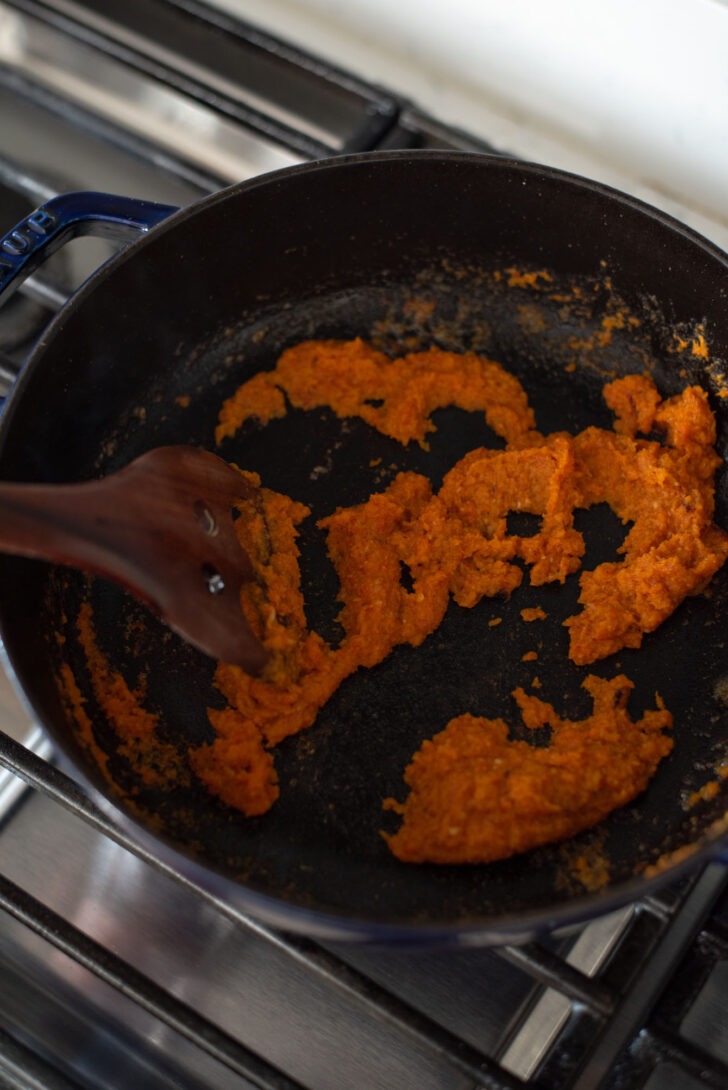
0 4 727 1088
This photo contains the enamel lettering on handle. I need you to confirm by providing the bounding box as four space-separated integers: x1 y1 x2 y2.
0 209 59 261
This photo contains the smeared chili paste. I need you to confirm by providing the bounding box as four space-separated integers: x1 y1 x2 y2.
68 340 728 865
75 602 188 790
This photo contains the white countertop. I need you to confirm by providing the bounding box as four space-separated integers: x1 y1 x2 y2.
210 0 728 251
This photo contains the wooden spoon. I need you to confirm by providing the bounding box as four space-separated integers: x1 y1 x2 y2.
0 446 269 673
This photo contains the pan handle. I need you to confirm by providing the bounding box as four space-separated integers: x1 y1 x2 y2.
0 191 179 308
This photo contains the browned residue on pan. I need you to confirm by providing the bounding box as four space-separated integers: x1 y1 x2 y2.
63 338 728 865
685 759 728 811
643 839 704 878
568 311 642 355
558 831 611 894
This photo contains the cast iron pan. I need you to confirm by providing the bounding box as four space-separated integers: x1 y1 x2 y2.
0 151 727 944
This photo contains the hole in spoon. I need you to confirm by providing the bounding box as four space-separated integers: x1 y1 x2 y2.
202 563 225 595
194 499 218 536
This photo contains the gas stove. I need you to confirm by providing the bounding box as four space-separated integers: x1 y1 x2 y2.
1 3 728 1088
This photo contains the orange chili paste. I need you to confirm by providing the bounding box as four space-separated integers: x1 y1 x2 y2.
383 676 673 864
71 340 728 865
75 601 187 790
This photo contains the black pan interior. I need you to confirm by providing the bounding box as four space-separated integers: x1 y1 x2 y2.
1 153 727 935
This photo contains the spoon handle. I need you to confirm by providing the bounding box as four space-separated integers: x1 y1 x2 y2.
0 478 136 577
